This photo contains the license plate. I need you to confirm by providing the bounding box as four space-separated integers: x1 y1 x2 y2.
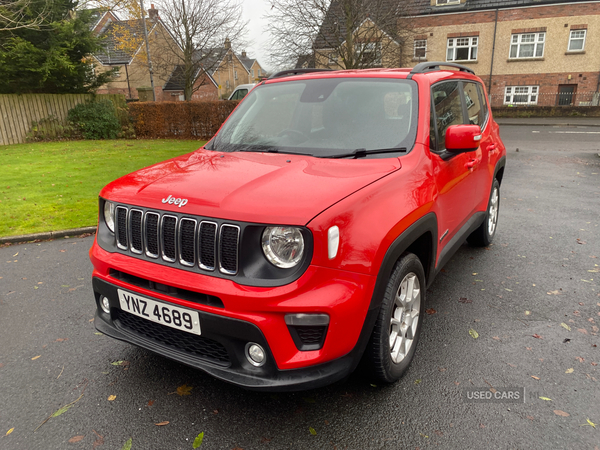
117 289 201 335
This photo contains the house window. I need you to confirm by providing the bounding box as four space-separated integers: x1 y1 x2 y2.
436 0 460 4
510 33 545 58
258 68 261 77
504 86 539 105
414 40 427 59
251 69 255 77
234 70 238 80
568 30 586 51
447 37 477 61
328 53 338 65
356 42 382 66
226 80 230 89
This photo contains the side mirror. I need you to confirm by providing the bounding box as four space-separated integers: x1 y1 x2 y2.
445 124 481 153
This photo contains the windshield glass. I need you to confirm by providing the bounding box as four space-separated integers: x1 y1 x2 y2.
211 78 418 158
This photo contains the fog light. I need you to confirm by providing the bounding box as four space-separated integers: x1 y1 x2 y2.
246 343 266 367
100 296 110 314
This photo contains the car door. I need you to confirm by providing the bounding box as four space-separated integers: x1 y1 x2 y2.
429 80 482 246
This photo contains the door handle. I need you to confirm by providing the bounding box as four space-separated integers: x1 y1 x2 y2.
465 159 477 169
488 144 497 153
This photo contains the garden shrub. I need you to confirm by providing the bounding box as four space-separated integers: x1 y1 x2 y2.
67 100 121 139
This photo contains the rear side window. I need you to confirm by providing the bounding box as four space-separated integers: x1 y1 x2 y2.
477 83 489 126
432 81 463 149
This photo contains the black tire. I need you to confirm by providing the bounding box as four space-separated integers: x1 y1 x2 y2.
467 178 500 247
365 253 425 383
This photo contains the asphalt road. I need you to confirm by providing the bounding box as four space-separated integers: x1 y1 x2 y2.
1 125 599 450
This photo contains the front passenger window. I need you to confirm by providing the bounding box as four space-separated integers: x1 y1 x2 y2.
432 81 463 150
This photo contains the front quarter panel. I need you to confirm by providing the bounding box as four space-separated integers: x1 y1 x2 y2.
308 146 436 277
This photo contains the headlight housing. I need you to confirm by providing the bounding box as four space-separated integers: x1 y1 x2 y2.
261 226 305 269
103 200 116 233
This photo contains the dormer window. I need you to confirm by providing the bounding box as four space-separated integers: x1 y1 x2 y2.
436 0 460 5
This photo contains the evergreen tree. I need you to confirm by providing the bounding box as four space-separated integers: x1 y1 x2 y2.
0 0 114 93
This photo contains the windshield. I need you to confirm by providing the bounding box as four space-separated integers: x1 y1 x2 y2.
211 78 418 158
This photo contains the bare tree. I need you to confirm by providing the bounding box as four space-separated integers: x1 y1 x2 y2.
153 0 247 101
266 0 418 70
0 0 52 31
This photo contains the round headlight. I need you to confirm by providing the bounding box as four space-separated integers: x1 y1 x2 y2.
261 226 304 269
103 200 116 233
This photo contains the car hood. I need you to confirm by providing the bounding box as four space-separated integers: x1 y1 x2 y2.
100 149 401 225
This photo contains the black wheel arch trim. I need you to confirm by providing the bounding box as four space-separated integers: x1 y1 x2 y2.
494 156 506 184
344 213 438 374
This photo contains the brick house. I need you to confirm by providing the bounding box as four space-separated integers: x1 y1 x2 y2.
312 0 600 106
92 5 217 102
408 0 600 107
197 39 265 98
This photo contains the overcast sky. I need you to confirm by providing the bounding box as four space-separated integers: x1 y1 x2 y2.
240 0 273 72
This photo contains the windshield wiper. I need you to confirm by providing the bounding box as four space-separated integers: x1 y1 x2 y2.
328 147 407 159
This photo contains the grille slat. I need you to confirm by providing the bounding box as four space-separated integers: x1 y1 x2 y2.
130 210 143 254
113 207 239 276
220 225 239 274
199 222 217 270
162 216 177 262
116 206 128 249
179 219 197 266
145 213 159 258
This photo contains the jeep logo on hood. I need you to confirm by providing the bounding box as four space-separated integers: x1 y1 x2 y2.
162 195 188 207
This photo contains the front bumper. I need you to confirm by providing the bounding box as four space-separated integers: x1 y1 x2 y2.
90 242 377 391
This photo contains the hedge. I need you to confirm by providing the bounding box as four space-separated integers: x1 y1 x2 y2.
128 101 239 140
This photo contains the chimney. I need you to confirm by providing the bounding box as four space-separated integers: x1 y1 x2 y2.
241 51 247 58
224 38 231 50
148 4 159 21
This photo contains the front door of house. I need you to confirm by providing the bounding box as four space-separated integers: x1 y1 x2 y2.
557 85 576 106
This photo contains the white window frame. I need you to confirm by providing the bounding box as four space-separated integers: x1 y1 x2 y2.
504 86 539 105
355 42 382 66
510 32 545 59
234 70 238 80
328 53 338 65
414 39 427 59
446 37 478 61
568 30 586 51
436 0 460 4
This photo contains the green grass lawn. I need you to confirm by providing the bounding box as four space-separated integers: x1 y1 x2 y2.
0 139 205 237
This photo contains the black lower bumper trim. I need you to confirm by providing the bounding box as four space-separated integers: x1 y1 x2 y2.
92 277 357 392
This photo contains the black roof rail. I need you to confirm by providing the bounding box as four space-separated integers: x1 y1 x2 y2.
269 68 333 79
407 62 475 79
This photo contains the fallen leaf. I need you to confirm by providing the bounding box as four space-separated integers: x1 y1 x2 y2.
111 361 124 366
155 421 169 426
426 308 436 315
563 338 571 343
434 430 443 436
6 428 14 436
55 338 68 342
31 355 41 360
492 336 501 341
193 432 204 448
525 311 531 315
12 252 18 257
507 363 516 368
309 427 317 436
554 410 570 417
121 438 132 450
469 329 479 339
532 334 543 339
415 379 422 384
547 290 560 295
531 376 540 380
561 323 571 331
526 416 535 421
539 397 552 401
577 328 588 335
581 419 597 428
459 297 471 303
592 362 598 366
176 384 193 396
147 400 154 407
68 435 84 443
94 333 103 336
566 368 574 374
576 356 585 363
108 395 116 401
92 430 104 449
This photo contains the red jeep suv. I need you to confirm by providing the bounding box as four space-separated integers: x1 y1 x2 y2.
90 62 506 391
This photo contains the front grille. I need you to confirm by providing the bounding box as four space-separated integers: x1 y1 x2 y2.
296 326 327 346
113 206 240 276
116 310 230 366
